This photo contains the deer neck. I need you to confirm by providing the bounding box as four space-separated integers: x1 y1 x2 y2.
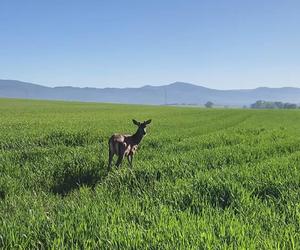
132 129 144 145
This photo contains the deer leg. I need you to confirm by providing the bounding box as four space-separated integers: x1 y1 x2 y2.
108 150 113 170
127 155 130 165
127 154 133 167
116 154 124 168
116 144 125 168
129 154 134 167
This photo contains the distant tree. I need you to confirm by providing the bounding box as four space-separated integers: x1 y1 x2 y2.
274 102 284 109
283 103 297 109
265 102 276 109
251 100 298 109
250 100 264 109
205 101 214 108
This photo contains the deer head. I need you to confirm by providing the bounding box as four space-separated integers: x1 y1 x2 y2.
132 119 152 136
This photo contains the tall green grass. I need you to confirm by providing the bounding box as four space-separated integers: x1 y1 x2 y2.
1 98 300 249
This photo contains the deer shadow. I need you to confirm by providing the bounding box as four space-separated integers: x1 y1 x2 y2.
51 156 109 196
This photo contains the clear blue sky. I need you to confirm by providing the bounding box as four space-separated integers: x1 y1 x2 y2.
1 0 300 89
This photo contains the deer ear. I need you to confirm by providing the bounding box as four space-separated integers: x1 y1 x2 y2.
144 119 152 125
132 119 140 126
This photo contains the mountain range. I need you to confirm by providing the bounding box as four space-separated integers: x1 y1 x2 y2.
1 79 300 106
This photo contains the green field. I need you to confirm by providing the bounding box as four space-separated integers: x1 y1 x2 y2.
1 98 300 249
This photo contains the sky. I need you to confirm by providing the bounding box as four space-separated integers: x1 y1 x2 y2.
0 0 300 89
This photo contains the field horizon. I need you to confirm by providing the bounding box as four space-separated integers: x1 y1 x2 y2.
1 98 300 248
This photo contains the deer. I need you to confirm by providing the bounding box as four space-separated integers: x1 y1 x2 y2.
108 119 152 169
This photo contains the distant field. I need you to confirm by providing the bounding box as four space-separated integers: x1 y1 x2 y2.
1 98 300 249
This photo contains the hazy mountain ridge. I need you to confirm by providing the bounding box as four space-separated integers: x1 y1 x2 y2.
1 79 300 106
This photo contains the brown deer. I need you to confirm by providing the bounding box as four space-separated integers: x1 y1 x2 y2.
108 119 152 169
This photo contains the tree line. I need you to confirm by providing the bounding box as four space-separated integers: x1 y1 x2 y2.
250 100 298 109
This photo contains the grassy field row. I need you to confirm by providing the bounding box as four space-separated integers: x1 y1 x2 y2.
1 98 300 249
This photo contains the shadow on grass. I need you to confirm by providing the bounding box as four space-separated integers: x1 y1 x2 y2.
51 158 108 196
0 190 5 200
209 187 233 209
252 184 282 201
192 180 236 211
